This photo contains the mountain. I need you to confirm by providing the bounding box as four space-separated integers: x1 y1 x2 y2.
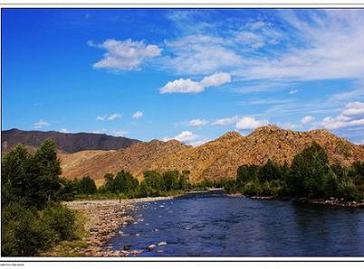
59 125 364 184
1 128 140 153
59 139 190 184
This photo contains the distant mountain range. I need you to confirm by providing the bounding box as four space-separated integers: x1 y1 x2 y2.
1 128 140 153
3 126 364 184
56 125 364 184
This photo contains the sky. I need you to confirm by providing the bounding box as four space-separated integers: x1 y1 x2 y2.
2 9 364 146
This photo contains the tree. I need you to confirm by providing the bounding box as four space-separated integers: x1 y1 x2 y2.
289 142 329 197
236 164 259 186
77 176 97 195
1 145 31 206
258 159 282 182
2 140 62 209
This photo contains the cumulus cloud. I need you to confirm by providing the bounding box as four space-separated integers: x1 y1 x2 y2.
320 102 364 129
89 39 161 71
301 115 315 125
160 72 231 94
235 117 268 130
33 119 50 129
163 130 210 146
160 78 203 94
96 113 122 121
60 128 70 133
132 111 143 119
188 119 209 127
173 131 198 143
211 115 268 130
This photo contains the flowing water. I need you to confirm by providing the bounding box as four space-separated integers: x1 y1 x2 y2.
108 192 364 257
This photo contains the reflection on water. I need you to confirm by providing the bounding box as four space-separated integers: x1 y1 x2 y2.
108 192 364 256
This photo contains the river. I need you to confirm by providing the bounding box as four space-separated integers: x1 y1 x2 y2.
108 191 364 256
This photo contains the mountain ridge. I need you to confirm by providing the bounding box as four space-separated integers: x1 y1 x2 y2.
1 128 141 153
57 126 364 184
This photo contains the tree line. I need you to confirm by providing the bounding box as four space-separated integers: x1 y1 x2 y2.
217 142 363 200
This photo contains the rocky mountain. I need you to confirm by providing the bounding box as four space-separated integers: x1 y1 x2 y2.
2 128 140 153
59 125 364 184
59 139 190 185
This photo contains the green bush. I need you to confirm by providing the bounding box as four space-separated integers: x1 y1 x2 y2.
42 204 78 241
1 203 55 256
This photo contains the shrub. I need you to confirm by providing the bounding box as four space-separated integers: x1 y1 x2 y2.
1 203 55 256
41 204 78 241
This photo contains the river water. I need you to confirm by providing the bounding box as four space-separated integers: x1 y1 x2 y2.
109 192 364 257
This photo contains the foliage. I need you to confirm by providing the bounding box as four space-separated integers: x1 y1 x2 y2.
235 142 362 200
236 164 258 185
289 142 330 197
2 140 62 209
42 203 78 241
1 140 80 256
1 203 55 256
76 176 97 195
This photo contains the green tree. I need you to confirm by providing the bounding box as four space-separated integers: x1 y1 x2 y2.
258 159 282 182
77 176 97 195
236 164 259 186
289 142 329 197
1 145 31 206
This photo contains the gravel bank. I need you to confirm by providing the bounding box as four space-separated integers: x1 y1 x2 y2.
63 197 173 257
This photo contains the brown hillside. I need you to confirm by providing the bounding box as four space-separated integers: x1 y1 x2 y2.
60 126 364 184
60 139 190 185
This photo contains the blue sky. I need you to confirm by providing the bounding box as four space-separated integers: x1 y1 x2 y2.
3 9 364 145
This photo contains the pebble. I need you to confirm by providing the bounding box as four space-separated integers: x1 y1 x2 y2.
147 244 156 251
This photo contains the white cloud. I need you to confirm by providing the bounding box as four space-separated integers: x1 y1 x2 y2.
89 39 161 71
132 111 143 119
342 102 364 117
289 89 299 94
301 115 315 125
33 119 50 129
235 116 268 130
211 115 268 130
96 113 122 121
160 78 203 94
320 102 364 129
160 72 231 94
163 34 242 75
211 116 239 126
200 72 231 88
165 11 364 83
173 131 198 143
60 128 70 133
162 130 210 146
237 10 364 81
188 119 209 127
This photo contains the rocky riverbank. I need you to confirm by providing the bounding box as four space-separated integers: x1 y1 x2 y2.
63 197 174 257
295 197 364 208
